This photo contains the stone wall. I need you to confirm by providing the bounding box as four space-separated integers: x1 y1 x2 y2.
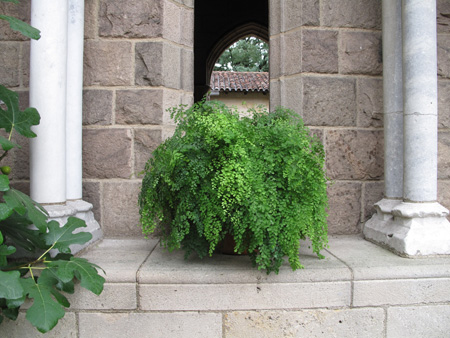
1 0 450 237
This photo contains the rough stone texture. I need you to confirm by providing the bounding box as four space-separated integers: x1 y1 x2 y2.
438 180 450 220
388 305 450 338
116 90 165 125
78 312 222 338
82 129 132 179
83 181 101 223
302 77 356 126
134 128 162 173
0 1 31 41
2 313 77 338
180 7 194 47
84 0 98 39
321 0 381 29
11 134 29 180
438 132 450 179
339 31 382 75
68 283 137 310
181 48 194 92
269 0 281 35
84 40 133 86
283 30 302 76
353 278 450 306
357 78 383 128
82 90 113 125
21 42 30 87
283 0 302 31
99 0 163 38
363 181 384 222
438 81 450 128
438 35 450 79
301 0 320 27
282 76 302 113
302 29 338 74
102 181 142 237
269 35 281 80
224 309 385 338
327 182 362 234
437 0 450 34
163 0 181 43
0 43 20 87
326 130 384 180
135 42 181 89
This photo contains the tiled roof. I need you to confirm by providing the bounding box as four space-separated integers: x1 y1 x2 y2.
210 71 269 93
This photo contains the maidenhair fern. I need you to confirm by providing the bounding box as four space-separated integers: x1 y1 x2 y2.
139 100 328 274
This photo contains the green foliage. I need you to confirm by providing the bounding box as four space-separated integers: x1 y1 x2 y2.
214 36 269 72
0 87 104 332
0 0 41 40
139 100 328 274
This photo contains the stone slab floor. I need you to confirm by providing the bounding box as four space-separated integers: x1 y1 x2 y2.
3 235 450 337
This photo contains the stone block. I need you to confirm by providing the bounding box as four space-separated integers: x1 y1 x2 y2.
181 48 194 92
99 0 163 38
115 90 164 125
302 29 338 74
326 129 384 180
0 42 20 87
21 41 30 87
134 128 162 173
180 7 194 47
438 180 450 220
388 305 450 338
302 77 356 126
357 78 383 128
327 181 362 234
82 181 101 223
269 0 281 35
11 133 29 180
0 1 31 41
438 131 450 179
102 181 142 237
353 278 450 306
224 308 384 338
339 31 382 75
321 0 381 29
1 312 77 338
363 181 384 222
269 79 281 108
78 312 222 338
283 0 302 31
68 283 137 310
82 90 113 125
269 35 281 80
10 181 30 196
163 0 181 43
438 80 450 128
283 30 302 76
301 0 320 27
281 76 302 113
84 40 133 86
438 0 450 34
139 282 351 311
84 0 98 39
438 35 450 79
82 129 132 179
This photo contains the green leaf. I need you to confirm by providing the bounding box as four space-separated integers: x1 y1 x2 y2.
0 15 41 40
0 175 10 192
0 213 45 251
0 1 20 4
0 85 40 138
3 306 19 320
3 188 48 232
44 217 92 254
6 295 25 309
0 135 20 151
21 276 65 333
0 243 16 266
0 271 24 299
47 257 105 295
37 269 70 308
0 203 14 221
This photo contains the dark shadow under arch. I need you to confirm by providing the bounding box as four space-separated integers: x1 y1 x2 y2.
194 0 269 102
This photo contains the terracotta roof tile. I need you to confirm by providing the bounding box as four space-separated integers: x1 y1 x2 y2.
210 71 269 93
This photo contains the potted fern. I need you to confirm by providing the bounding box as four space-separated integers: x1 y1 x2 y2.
139 100 328 274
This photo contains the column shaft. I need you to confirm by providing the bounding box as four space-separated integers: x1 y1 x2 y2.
29 0 68 204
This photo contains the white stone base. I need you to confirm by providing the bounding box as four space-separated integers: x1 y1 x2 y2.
44 200 103 254
364 199 450 256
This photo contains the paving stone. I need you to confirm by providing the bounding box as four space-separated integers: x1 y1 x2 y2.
387 305 450 338
326 129 384 180
283 30 302 75
224 308 384 338
78 312 222 338
0 42 20 87
134 128 162 173
302 29 338 74
84 40 133 86
82 129 132 179
438 35 450 79
339 31 382 75
2 312 77 338
82 181 101 223
98 0 163 38
321 0 381 29
82 90 113 125
102 181 142 237
363 181 384 222
139 281 351 311
302 77 356 126
438 131 450 179
438 80 450 128
437 0 450 34
357 78 383 128
115 90 164 125
327 182 362 234
68 283 137 310
354 278 450 306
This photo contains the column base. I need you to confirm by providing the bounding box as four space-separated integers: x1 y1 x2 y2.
363 199 450 256
44 200 103 254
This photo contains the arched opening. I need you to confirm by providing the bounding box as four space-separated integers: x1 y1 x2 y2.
194 0 269 102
